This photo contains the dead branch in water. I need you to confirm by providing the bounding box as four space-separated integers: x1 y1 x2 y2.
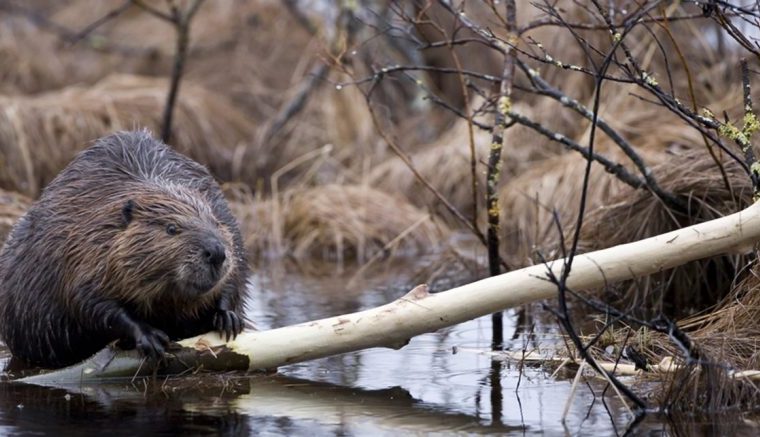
17 200 760 385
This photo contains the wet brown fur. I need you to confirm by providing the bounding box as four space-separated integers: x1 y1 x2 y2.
0 131 249 368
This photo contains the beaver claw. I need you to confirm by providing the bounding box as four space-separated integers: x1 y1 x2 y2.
135 326 170 360
213 309 242 342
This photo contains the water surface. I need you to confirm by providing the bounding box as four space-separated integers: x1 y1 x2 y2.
0 257 756 435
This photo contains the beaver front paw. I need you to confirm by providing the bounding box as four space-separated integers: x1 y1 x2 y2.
213 309 242 342
135 325 170 360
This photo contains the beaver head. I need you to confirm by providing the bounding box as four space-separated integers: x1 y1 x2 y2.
104 183 234 309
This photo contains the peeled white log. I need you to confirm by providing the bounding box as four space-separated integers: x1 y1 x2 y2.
18 202 760 384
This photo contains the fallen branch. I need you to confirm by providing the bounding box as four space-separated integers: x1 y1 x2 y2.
18 202 760 385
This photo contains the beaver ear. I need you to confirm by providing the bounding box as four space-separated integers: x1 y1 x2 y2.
121 199 135 226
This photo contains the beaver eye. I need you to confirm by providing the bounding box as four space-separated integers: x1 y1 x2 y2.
166 224 179 236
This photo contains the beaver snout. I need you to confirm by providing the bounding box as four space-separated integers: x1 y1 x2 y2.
203 240 226 269
179 236 229 295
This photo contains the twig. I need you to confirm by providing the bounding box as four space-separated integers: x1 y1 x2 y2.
515 59 686 211
139 0 206 144
550 0 649 411
449 35 481 235
507 111 645 190
652 7 735 201
337 65 501 87
713 8 760 58
67 0 132 46
363 92 489 247
131 0 174 22
562 360 586 422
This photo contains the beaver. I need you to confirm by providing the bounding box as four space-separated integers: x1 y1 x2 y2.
0 130 249 368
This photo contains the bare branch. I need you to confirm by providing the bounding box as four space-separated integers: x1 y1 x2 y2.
485 0 517 348
158 0 206 144
67 0 132 46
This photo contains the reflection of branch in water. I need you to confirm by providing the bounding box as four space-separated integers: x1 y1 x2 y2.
7 373 523 434
490 360 504 425
6 370 740 434
0 377 252 435
474 358 505 425
232 375 524 434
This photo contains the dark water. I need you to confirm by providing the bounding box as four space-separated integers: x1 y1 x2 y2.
0 257 758 436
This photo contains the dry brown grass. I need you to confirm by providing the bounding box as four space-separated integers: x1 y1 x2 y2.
0 74 252 196
227 184 450 263
498 144 664 268
616 262 760 412
50 1 262 59
580 150 750 250
0 20 74 95
547 146 755 408
369 102 557 226
369 118 490 224
0 7 164 94
2 1 315 111
498 60 748 269
242 75 381 188
577 148 750 314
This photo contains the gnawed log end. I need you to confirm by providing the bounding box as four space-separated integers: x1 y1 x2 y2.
15 340 252 385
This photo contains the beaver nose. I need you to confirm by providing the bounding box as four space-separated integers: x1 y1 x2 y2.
204 241 226 268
